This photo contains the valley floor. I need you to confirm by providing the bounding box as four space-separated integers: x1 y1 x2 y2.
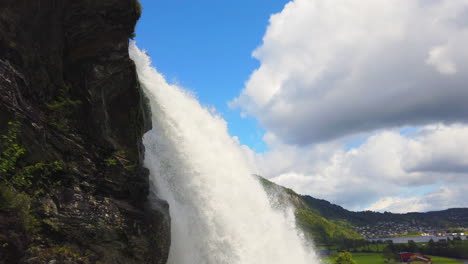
322 253 464 264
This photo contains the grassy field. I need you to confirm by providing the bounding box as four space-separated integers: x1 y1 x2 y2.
348 253 386 264
427 255 464 264
322 253 383 264
322 253 463 264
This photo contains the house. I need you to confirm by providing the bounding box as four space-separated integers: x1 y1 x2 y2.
399 252 431 264
400 252 414 261
407 256 431 264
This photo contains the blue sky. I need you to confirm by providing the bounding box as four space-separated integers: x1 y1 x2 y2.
134 0 468 212
135 0 290 152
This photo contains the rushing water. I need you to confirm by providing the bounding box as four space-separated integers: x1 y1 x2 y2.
130 43 319 264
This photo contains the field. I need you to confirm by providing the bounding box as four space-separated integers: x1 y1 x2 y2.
427 256 464 264
322 253 464 264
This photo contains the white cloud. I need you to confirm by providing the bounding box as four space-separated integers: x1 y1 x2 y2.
367 184 468 213
249 125 468 212
366 196 430 213
402 124 468 174
426 45 457 75
232 0 468 145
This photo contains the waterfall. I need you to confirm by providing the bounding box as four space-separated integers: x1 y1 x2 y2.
130 43 319 264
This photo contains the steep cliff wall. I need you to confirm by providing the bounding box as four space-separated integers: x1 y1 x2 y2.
0 1 170 263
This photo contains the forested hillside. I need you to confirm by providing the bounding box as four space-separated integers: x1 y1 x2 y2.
257 176 362 246
300 195 468 227
257 176 468 245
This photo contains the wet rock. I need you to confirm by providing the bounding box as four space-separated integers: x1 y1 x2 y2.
0 0 170 263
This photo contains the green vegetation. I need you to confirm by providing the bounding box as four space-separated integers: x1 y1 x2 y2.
342 253 383 264
46 84 81 131
14 161 64 196
46 86 81 111
105 157 118 166
334 252 357 264
130 0 142 39
382 238 468 260
428 255 464 264
323 238 468 261
396 233 423 237
300 194 468 228
0 121 65 232
0 121 25 175
0 122 40 231
0 184 40 232
382 242 397 261
296 209 362 247
28 245 87 263
324 252 463 264
1 122 64 196
257 176 362 248
446 228 465 233
323 238 468 262
104 150 136 171
257 175 468 261
136 0 142 19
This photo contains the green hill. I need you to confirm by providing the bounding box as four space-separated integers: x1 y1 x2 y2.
300 195 468 228
256 176 363 246
256 175 468 245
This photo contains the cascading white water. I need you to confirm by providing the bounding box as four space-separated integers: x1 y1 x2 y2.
130 43 319 264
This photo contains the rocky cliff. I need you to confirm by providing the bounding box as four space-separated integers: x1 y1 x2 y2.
0 0 170 263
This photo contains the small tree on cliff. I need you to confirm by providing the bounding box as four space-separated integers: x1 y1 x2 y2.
334 252 357 264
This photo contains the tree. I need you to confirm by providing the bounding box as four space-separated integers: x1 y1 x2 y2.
334 252 357 264
383 245 396 261
408 240 418 252
428 239 435 255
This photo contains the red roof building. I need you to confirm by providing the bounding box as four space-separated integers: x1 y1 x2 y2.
407 256 431 263
399 252 432 263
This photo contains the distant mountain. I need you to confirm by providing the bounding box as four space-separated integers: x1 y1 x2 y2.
256 176 468 243
300 195 468 227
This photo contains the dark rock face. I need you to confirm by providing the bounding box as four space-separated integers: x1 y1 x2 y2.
0 0 170 263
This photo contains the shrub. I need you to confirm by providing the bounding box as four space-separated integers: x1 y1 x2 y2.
46 84 81 132
0 184 40 232
334 252 357 264
14 161 64 196
0 121 25 176
0 121 64 196
136 0 142 19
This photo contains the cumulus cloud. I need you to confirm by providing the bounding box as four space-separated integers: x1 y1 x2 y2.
426 45 457 75
402 125 468 174
232 0 468 145
367 184 468 213
247 125 468 212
